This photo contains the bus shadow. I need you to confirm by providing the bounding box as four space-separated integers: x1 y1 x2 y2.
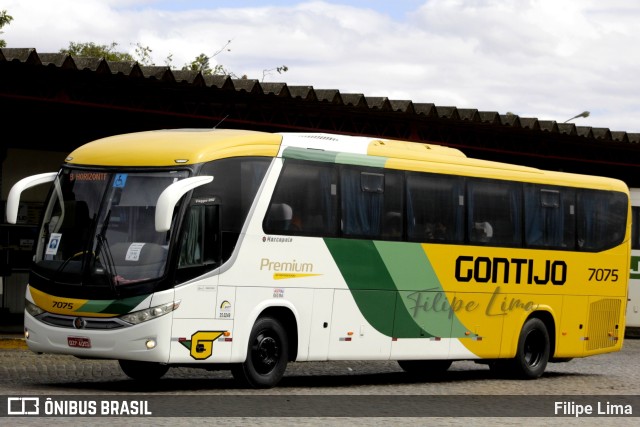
35 367 587 393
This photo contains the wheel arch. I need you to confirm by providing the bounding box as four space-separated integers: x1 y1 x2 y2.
233 299 300 363
258 305 299 362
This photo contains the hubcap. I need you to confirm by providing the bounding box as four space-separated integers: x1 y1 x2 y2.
524 330 543 367
252 332 280 374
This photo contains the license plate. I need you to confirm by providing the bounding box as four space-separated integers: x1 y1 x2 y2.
67 336 91 348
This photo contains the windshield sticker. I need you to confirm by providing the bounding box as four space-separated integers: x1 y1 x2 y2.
125 243 146 261
45 233 62 256
113 173 128 188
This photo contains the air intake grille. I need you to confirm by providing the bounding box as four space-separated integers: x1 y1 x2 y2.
586 298 621 351
37 313 130 330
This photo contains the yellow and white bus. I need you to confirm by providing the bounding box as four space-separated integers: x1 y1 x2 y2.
627 189 640 333
6 129 630 388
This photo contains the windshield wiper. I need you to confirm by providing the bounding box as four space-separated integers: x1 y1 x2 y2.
94 210 121 296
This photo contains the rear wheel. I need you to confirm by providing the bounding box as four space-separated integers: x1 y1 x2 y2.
118 359 169 380
231 316 288 388
496 317 550 379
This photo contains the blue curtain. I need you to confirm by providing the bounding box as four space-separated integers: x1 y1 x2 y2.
341 168 383 237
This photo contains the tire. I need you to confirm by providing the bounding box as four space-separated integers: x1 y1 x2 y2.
231 316 289 388
397 359 452 376
118 359 169 380
508 317 550 379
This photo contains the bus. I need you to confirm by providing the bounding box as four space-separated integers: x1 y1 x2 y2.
6 129 630 388
628 189 640 334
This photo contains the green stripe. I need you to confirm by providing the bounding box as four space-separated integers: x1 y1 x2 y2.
77 294 149 315
324 238 468 339
374 241 467 338
282 146 388 168
631 256 640 280
335 152 387 168
282 147 338 163
324 239 396 336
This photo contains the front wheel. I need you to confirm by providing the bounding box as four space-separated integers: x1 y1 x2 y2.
118 359 169 380
508 317 550 379
231 316 289 388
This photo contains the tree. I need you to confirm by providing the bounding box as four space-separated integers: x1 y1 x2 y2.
262 65 289 82
60 42 135 62
183 40 288 80
133 43 154 66
59 40 288 81
182 39 235 76
0 14 287 80
184 53 214 75
0 10 14 48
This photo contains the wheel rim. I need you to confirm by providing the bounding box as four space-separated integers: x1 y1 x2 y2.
251 330 280 375
523 329 545 368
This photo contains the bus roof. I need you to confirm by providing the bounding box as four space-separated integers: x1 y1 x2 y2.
65 129 283 167
279 133 629 192
64 128 628 193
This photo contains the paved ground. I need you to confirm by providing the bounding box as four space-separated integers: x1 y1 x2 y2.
1 327 638 426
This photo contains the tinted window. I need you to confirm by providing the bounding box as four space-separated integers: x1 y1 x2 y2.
264 160 338 236
194 157 270 261
524 185 576 249
577 189 627 251
468 180 522 246
341 166 403 239
406 173 464 243
632 206 640 250
263 159 628 253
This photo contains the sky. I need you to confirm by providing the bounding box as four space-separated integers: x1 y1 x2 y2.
3 0 640 132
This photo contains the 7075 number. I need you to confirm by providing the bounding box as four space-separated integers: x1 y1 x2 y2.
588 268 619 282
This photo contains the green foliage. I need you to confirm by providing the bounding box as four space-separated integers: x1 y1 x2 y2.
262 65 289 82
60 42 135 62
0 10 14 48
0 13 287 80
57 39 288 81
182 40 235 76
133 43 153 66
183 53 213 75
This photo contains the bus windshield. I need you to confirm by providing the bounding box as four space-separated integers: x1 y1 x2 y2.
34 168 189 288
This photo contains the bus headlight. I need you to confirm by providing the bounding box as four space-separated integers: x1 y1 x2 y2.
119 301 180 325
25 300 45 317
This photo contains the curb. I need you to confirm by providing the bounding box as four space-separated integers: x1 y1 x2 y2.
0 337 27 350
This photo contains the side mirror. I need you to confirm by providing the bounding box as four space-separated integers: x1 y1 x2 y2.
155 176 213 232
6 172 58 224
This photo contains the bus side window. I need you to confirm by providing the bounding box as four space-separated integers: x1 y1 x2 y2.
524 185 576 249
176 203 220 282
264 160 338 236
468 179 522 246
406 173 464 243
194 157 271 262
341 167 403 240
380 171 403 240
265 203 293 231
632 206 640 250
577 190 627 251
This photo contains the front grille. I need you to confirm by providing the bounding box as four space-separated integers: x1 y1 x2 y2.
37 313 130 330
